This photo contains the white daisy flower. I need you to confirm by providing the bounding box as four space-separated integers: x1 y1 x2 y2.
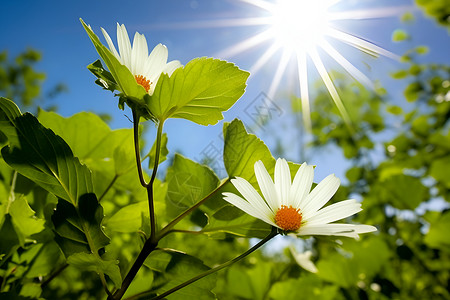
223 158 376 238
101 23 182 95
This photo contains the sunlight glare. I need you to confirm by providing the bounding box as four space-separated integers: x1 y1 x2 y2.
271 0 331 51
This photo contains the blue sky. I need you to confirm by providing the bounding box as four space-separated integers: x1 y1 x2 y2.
2 0 450 180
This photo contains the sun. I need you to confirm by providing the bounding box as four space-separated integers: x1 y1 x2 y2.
153 0 402 130
270 0 331 52
215 0 400 130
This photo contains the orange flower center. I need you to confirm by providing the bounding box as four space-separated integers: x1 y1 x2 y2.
274 205 302 231
135 75 151 92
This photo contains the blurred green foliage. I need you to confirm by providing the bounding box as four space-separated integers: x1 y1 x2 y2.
415 0 450 28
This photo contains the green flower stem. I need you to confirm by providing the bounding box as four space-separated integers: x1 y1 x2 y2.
132 109 147 188
157 178 230 240
110 115 165 300
135 227 278 300
148 120 164 240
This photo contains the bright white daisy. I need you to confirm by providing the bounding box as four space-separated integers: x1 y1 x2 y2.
101 23 182 95
223 158 376 238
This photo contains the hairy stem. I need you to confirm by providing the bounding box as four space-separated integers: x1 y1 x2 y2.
132 110 147 188
148 121 164 240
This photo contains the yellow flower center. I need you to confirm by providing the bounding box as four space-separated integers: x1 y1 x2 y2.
135 75 151 92
274 205 302 231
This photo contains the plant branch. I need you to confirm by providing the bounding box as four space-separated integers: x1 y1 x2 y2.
157 177 229 240
147 227 278 300
98 174 119 202
108 119 165 300
108 238 158 300
40 263 69 288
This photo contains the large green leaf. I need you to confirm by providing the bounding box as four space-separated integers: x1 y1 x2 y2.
165 154 220 218
201 120 277 238
7 196 45 247
67 252 121 288
0 98 93 206
268 275 339 300
149 58 249 125
51 194 109 257
378 174 428 210
38 109 144 202
223 119 275 185
424 211 450 252
145 249 217 300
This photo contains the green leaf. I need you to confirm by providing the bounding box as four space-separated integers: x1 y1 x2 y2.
225 262 272 300
8 196 45 246
37 110 133 163
165 154 220 217
26 242 64 279
0 98 93 205
106 178 167 233
424 211 450 252
67 252 121 288
386 105 403 115
51 194 110 257
223 119 275 185
392 29 410 42
37 109 144 201
430 156 450 188
404 82 423 102
148 57 249 125
379 174 428 210
200 120 278 238
145 249 217 300
80 19 152 118
148 132 168 168
390 70 409 79
269 275 339 300
415 46 429 55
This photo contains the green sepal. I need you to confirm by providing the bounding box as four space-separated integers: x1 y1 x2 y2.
80 19 154 120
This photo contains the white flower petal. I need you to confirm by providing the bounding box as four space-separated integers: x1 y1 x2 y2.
305 199 362 225
131 33 148 75
297 223 375 239
254 160 278 213
289 163 314 209
301 174 340 219
274 158 291 206
290 248 318 273
162 60 182 76
101 27 120 61
117 23 132 69
145 43 168 83
222 192 276 226
231 177 274 221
